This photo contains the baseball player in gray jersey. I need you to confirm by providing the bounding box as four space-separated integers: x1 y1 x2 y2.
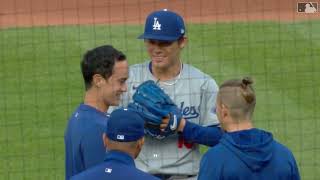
117 9 220 179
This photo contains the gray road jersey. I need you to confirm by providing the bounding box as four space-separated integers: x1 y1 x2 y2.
118 61 219 175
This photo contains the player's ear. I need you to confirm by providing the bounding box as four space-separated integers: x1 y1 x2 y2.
92 74 104 88
140 137 145 146
133 137 144 159
137 137 145 149
178 36 187 49
221 104 229 119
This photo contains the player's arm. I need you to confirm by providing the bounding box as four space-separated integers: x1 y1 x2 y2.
65 134 76 180
175 118 222 147
80 126 106 169
65 122 85 180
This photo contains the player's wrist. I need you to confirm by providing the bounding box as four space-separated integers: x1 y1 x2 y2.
177 118 186 133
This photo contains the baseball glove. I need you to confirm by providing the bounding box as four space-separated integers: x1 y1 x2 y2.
128 80 182 139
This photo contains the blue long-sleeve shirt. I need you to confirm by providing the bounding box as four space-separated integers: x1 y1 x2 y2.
64 104 109 180
181 120 222 147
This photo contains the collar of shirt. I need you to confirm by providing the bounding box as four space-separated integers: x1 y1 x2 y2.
148 61 184 75
104 150 135 167
79 103 109 117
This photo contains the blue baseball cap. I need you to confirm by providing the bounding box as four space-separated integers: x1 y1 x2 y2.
138 9 186 41
106 108 145 142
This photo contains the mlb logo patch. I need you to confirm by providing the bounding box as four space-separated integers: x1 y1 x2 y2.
297 2 318 13
105 168 112 173
117 135 125 140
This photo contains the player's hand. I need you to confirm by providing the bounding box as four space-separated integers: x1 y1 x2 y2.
160 116 170 131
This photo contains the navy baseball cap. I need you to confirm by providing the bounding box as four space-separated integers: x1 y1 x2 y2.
138 9 185 41
106 108 145 142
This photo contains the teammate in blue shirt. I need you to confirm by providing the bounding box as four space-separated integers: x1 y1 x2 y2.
198 77 300 180
64 45 129 180
71 108 160 180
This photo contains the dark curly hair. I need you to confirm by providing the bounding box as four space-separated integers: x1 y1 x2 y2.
81 45 126 90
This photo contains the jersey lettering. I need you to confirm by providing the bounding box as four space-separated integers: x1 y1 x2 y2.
179 102 200 119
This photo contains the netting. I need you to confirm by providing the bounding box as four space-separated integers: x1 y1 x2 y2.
0 0 319 179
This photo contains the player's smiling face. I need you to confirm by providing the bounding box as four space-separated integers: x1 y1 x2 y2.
101 60 129 106
145 37 187 69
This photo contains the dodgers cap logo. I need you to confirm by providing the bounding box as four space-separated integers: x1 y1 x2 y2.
153 17 161 30
138 9 186 41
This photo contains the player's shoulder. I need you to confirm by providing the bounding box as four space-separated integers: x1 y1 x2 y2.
66 104 87 128
183 63 211 78
129 61 148 73
79 104 107 120
128 61 149 81
204 144 226 158
70 163 105 180
183 64 217 81
104 161 160 180
183 63 218 90
66 104 108 132
272 140 295 158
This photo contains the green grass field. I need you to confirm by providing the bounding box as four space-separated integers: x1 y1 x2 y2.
0 20 319 179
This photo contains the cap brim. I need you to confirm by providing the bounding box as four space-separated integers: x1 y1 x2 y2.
138 34 179 41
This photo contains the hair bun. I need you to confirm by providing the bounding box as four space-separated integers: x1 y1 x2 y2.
242 77 253 86
241 77 255 103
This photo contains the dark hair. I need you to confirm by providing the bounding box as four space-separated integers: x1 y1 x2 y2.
81 45 126 90
219 77 256 119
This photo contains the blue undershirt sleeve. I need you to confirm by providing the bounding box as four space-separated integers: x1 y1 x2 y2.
181 120 223 147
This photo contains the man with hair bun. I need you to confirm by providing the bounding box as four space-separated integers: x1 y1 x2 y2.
198 77 300 180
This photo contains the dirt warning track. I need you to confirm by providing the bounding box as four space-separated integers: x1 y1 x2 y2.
1 0 319 28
